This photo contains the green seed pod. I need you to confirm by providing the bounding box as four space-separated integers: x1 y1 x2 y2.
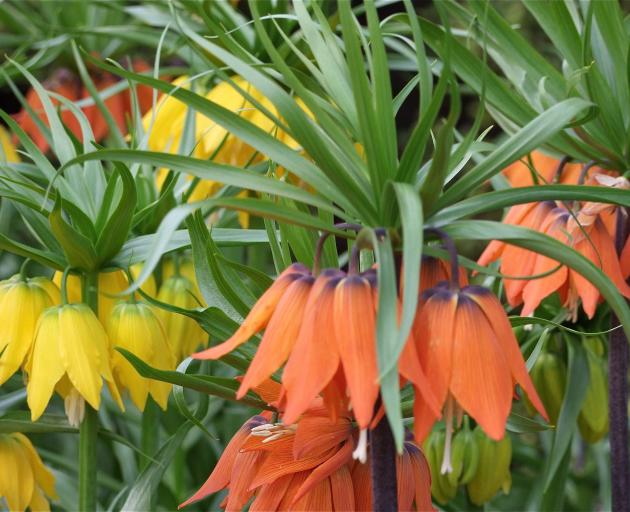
447 428 480 487
423 431 458 505
526 352 567 424
466 427 512 506
578 349 609 443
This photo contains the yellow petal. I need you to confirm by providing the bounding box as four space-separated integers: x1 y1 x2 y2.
14 433 56 500
0 434 34 511
0 125 19 163
58 305 104 410
26 308 65 421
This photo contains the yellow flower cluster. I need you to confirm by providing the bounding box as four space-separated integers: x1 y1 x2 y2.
144 75 304 228
0 257 206 428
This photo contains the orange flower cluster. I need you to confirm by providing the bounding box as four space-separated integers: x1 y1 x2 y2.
194 254 546 450
14 61 153 152
181 393 434 511
480 155 630 320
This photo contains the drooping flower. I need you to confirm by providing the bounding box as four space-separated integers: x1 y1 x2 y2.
180 402 434 511
412 283 548 443
0 124 19 162
155 275 207 360
478 177 630 320
52 270 129 324
107 302 175 410
419 255 468 293
25 303 123 424
0 275 60 384
193 263 439 431
0 433 57 511
161 257 203 304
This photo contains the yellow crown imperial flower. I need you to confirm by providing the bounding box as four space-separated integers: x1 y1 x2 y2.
25 303 123 424
0 432 57 511
0 275 60 384
155 275 207 361
107 302 176 410
52 270 129 325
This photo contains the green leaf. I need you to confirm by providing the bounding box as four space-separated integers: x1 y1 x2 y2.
116 348 269 410
506 412 551 434
120 420 193 512
435 98 592 209
49 196 98 271
430 184 630 226
95 163 137 264
544 339 589 490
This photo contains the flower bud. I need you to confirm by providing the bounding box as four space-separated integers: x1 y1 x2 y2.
423 430 458 504
527 351 566 424
466 427 512 505
156 275 207 360
0 275 60 384
447 428 480 487
578 347 609 443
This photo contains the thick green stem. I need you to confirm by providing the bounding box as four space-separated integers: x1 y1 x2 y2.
79 272 99 511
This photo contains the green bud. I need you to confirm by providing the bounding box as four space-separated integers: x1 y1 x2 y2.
578 349 609 443
424 431 458 505
466 427 512 506
526 352 567 424
447 428 480 487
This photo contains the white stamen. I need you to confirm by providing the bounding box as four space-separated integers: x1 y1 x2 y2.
352 429 368 464
64 389 85 428
441 397 454 474
250 422 297 440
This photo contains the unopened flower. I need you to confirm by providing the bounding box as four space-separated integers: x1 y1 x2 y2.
107 302 176 410
0 433 57 511
412 283 548 442
0 275 60 384
466 427 512 506
155 275 207 360
25 303 123 423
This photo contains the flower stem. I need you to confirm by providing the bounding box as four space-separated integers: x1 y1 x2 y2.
79 271 99 511
370 404 398 512
141 396 159 471
609 208 630 512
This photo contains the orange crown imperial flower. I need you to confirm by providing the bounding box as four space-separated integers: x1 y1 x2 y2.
412 282 548 445
478 174 630 320
193 260 440 432
180 403 435 511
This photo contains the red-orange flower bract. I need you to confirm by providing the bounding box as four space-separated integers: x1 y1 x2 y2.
412 284 548 442
179 405 435 511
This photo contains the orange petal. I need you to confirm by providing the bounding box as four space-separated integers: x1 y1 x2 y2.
406 442 435 512
290 475 332 511
225 451 264 512
293 413 352 459
179 415 267 508
396 447 415 511
521 211 570 317
193 264 309 360
351 458 372 511
468 287 548 421
237 275 314 397
330 465 355 511
334 276 379 429
399 331 441 417
450 295 513 440
292 440 353 505
571 217 630 318
282 272 342 424
413 289 458 410
250 474 293 512
622 234 630 279
278 472 309 511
